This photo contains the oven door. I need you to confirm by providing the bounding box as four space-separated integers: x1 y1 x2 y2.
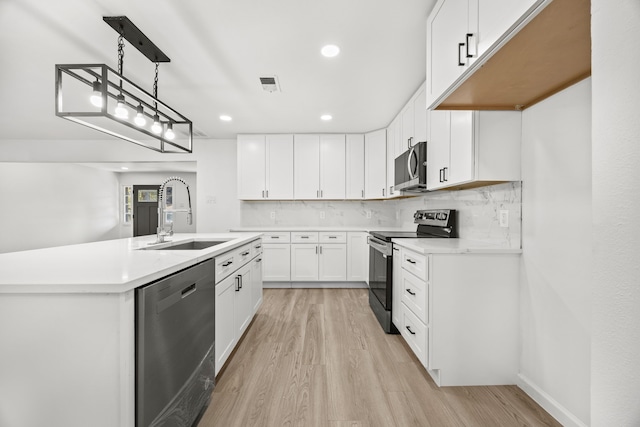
368 235 393 310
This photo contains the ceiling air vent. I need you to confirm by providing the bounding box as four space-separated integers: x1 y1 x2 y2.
260 76 280 92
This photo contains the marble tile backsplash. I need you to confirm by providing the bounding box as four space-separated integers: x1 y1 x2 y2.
239 182 521 248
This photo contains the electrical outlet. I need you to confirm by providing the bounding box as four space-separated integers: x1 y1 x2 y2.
320 211 325 219
366 210 372 219
270 211 275 220
499 210 509 228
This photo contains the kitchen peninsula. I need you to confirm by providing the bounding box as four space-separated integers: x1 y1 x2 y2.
0 232 262 427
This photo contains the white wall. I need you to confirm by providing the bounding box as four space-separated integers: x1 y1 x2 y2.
519 79 592 426
591 1 640 425
0 163 121 253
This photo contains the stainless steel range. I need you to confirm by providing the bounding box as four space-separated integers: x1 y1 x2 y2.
367 209 457 333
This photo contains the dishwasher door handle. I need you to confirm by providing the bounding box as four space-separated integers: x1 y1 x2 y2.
181 283 197 298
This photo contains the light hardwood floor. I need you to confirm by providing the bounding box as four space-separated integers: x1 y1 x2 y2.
199 288 560 427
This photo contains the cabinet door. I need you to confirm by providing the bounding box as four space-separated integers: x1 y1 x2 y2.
426 0 472 107
237 134 266 200
319 244 347 281
347 232 369 282
320 134 346 199
477 0 538 56
427 110 451 190
386 122 399 198
391 246 403 329
413 86 428 144
251 256 263 313
215 274 237 374
345 134 365 199
364 129 387 199
235 265 253 337
448 111 474 185
262 243 291 281
294 134 320 199
291 244 319 281
401 102 415 149
266 134 294 199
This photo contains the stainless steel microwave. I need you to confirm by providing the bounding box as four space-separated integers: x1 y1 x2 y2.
394 141 428 192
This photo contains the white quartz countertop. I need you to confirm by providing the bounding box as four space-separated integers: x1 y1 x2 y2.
392 238 523 254
0 232 262 294
230 226 412 232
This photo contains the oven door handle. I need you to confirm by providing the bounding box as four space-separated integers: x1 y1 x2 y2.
367 235 392 255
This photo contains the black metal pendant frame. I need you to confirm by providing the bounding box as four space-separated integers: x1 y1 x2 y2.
103 16 170 63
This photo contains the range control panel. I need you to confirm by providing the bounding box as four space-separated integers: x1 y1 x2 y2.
413 209 454 227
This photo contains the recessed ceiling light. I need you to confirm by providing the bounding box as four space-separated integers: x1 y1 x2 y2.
321 44 340 58
120 166 129 170
320 114 332 121
220 115 232 122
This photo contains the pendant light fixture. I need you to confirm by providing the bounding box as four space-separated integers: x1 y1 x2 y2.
55 16 192 153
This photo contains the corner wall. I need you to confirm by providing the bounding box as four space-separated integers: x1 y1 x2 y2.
591 1 640 425
519 78 592 426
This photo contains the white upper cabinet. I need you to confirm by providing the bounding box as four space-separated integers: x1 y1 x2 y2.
426 0 541 108
364 129 387 199
426 0 475 108
401 101 415 149
320 134 346 199
345 134 365 199
294 134 321 199
237 134 294 200
237 134 266 200
413 86 428 143
294 134 346 200
427 110 521 191
386 117 401 198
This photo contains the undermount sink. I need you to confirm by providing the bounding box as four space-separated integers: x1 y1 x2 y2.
142 240 228 250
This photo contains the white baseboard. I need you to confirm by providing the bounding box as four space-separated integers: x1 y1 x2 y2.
517 374 588 427
263 281 367 289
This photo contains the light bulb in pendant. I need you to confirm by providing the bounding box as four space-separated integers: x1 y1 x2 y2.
151 115 162 134
114 94 128 118
134 104 146 127
165 123 175 140
90 80 103 108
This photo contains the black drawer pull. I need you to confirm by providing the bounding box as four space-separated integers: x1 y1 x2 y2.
406 259 416 264
241 251 250 256
301 236 309 239
222 260 233 267
406 289 416 296
406 326 416 335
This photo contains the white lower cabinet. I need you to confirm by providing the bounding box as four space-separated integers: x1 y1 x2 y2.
391 246 403 329
347 232 369 282
215 238 263 375
318 244 347 281
291 244 320 281
262 232 291 282
395 243 519 386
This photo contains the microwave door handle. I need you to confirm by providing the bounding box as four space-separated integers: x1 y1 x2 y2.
407 146 417 180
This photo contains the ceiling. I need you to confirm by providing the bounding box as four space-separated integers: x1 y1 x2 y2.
0 0 435 141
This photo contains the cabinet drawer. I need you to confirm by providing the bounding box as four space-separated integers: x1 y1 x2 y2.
401 269 428 323
291 232 319 243
399 302 427 366
262 232 291 243
236 243 253 266
402 249 427 280
251 239 263 258
319 231 346 243
215 251 237 283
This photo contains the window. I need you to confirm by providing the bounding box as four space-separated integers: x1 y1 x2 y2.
123 185 133 224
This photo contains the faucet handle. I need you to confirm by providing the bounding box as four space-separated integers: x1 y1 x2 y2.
187 212 193 225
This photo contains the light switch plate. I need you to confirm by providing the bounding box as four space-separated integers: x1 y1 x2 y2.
499 210 509 228
270 211 275 220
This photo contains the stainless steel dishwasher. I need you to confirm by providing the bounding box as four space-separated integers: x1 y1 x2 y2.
136 259 215 427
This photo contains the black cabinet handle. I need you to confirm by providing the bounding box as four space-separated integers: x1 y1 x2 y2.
239 275 243 289
466 33 473 58
222 260 233 267
458 42 465 66
406 326 416 335
241 251 250 256
443 167 448 182
235 276 240 292
406 289 416 296
407 259 416 264
439 168 444 183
